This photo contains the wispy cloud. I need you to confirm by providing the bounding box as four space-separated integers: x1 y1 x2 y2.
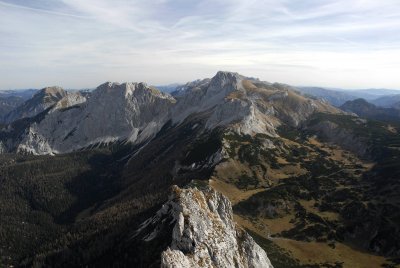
0 0 400 89
0 1 88 18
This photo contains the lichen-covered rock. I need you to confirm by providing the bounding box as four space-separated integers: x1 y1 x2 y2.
135 186 273 268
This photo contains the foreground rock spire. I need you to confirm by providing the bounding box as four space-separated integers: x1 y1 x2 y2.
134 186 273 268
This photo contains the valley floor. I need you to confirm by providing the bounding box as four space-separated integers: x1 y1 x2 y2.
212 180 393 268
210 130 400 268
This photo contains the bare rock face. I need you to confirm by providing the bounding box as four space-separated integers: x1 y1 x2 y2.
135 186 273 268
171 71 244 123
172 71 341 138
52 92 86 110
3 86 67 123
14 82 175 154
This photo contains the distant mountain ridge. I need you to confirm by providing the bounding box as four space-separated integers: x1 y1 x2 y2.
0 89 38 121
341 98 400 122
2 86 86 124
296 87 359 106
297 86 400 108
370 94 400 108
155 83 182 93
0 96 25 121
0 71 341 155
0 89 38 100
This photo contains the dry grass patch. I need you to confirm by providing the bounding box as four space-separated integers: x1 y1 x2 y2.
215 159 253 179
241 80 258 90
299 199 339 221
226 90 245 100
267 163 307 181
274 239 388 268
210 178 265 205
261 215 296 234
234 214 389 268
307 137 374 171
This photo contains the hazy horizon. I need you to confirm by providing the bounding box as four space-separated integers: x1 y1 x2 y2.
1 0 400 90
1 75 400 92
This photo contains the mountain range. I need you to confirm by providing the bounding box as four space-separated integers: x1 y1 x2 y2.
0 71 399 267
296 87 400 108
341 98 400 122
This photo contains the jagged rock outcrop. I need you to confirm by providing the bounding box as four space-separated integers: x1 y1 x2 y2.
134 186 273 268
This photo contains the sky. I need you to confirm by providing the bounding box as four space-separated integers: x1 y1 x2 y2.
1 0 400 90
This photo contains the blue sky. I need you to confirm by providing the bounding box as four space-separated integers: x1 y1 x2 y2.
1 0 400 89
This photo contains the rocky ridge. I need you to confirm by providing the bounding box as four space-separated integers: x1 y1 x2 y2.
172 71 341 136
3 86 68 123
341 98 400 122
0 71 342 155
134 185 273 268
14 82 174 154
